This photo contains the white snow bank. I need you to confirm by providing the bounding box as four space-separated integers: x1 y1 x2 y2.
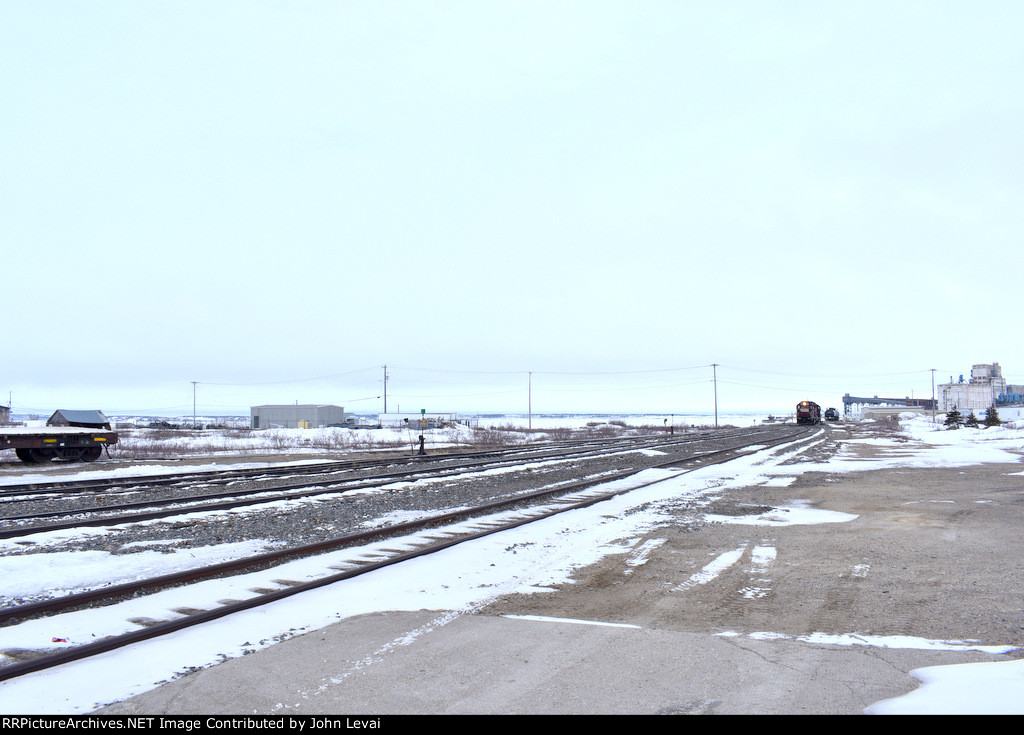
867 659 1024 714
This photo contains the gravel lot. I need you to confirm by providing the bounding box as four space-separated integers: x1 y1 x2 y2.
485 426 1024 648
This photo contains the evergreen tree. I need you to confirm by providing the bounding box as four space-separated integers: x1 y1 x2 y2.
944 407 963 430
965 411 979 428
984 406 1003 427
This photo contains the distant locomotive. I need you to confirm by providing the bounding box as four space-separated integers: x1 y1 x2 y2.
796 401 822 425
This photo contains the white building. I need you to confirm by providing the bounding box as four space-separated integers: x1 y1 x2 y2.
938 363 1007 413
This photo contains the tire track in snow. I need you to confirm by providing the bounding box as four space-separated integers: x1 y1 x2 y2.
672 545 748 592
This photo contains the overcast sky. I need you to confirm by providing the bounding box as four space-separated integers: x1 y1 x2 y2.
3 1 1022 417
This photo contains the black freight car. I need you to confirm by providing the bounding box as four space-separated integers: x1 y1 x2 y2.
796 401 822 425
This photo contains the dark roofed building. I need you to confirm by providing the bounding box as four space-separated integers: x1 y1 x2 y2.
47 410 112 430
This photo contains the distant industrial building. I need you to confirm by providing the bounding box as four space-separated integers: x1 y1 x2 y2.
938 363 1024 412
378 412 460 429
250 404 346 429
0 405 9 425
843 394 936 416
377 412 478 429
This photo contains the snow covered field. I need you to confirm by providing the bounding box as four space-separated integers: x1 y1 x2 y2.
1 412 1023 714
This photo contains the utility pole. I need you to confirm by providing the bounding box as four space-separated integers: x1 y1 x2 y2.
528 371 532 431
712 363 719 428
383 365 388 414
931 368 936 423
191 381 198 429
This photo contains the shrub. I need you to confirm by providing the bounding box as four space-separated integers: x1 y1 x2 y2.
984 406 1003 428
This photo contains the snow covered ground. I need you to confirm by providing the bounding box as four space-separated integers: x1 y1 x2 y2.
0 412 763 486
0 411 1022 714
1 412 764 476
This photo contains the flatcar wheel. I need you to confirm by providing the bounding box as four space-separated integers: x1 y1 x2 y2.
28 448 55 464
15 448 34 463
81 446 102 462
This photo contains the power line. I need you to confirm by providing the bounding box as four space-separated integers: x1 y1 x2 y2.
717 365 948 379
389 364 711 376
196 366 380 386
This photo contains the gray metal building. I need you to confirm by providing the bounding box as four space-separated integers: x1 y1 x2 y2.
250 405 346 429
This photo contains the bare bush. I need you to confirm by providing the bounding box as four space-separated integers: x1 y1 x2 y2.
468 426 523 447
107 426 410 460
105 418 705 460
544 427 575 441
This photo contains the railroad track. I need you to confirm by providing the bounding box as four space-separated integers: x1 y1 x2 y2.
0 428 774 538
0 427 756 497
0 425 817 682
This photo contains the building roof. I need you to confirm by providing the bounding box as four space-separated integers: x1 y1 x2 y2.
47 410 112 429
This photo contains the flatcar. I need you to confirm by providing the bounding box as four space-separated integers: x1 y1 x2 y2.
0 426 117 463
796 401 822 425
